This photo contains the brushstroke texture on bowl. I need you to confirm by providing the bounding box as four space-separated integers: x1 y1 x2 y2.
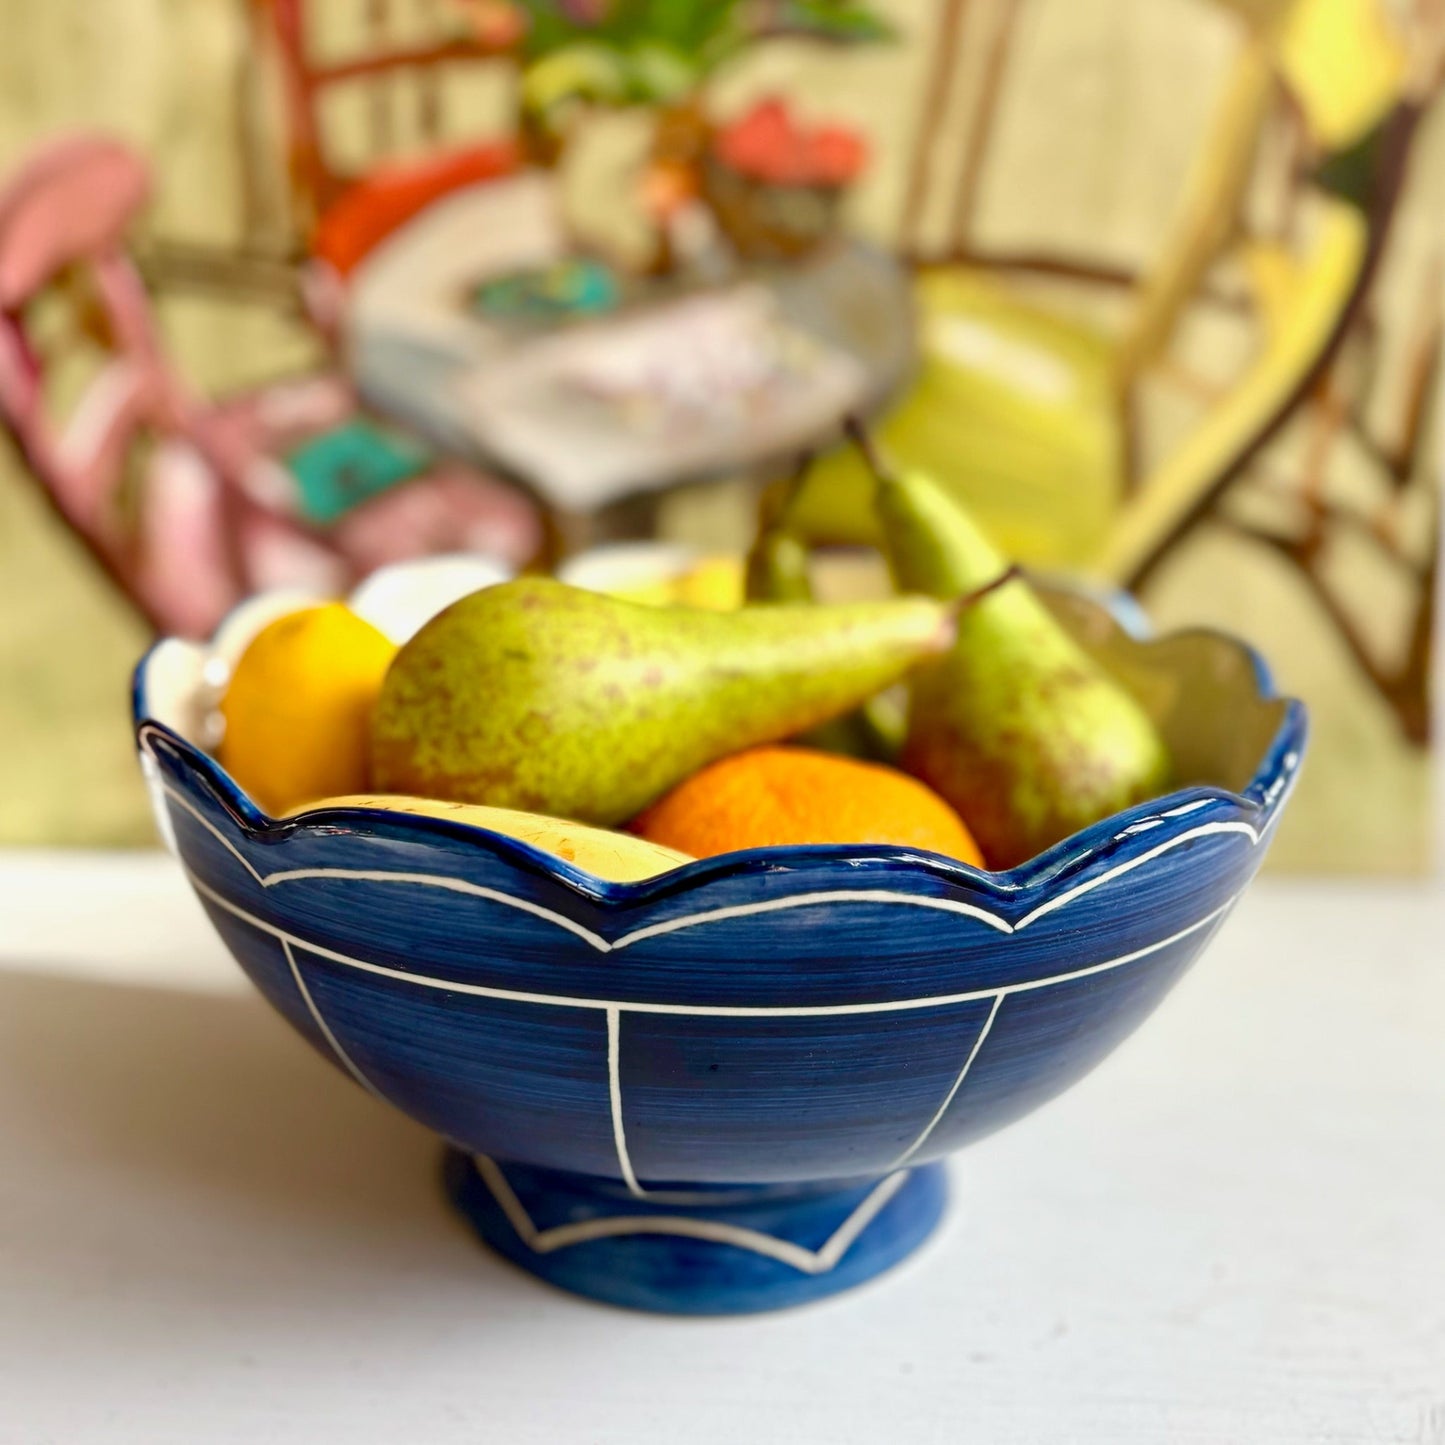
132 568 1305 1314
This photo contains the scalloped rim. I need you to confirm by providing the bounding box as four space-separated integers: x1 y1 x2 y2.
131 590 1307 910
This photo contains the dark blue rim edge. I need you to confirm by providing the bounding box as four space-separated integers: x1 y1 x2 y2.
132 617 1308 910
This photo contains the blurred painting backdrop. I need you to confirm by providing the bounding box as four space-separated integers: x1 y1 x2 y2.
0 0 1439 869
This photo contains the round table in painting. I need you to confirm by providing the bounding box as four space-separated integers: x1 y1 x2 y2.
345 171 914 543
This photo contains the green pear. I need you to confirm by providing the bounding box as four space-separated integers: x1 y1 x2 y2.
745 524 903 762
371 576 955 826
876 469 1172 868
745 525 814 605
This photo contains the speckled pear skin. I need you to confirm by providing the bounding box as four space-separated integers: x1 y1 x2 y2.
878 470 1173 869
370 577 955 826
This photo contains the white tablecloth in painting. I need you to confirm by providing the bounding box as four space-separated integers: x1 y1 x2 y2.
347 172 912 515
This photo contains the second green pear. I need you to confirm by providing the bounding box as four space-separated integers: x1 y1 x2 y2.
744 522 903 762
371 577 954 826
876 469 1172 869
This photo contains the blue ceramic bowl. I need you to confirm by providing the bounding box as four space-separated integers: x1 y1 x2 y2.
133 581 1304 1314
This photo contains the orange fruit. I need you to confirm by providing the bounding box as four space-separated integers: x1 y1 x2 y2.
631 745 984 865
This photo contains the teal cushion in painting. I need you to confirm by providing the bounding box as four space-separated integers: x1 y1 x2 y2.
284 419 433 526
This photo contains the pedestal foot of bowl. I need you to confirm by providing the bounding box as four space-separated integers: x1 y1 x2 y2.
443 1150 947 1315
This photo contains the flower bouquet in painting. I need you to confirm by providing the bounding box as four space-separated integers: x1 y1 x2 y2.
501 0 888 273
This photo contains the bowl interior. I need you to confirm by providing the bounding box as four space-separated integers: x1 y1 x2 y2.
1039 589 1288 796
137 572 1297 868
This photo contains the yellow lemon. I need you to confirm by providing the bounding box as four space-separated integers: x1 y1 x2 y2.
219 604 397 816
608 559 743 610
671 555 745 610
287 794 694 882
560 544 744 610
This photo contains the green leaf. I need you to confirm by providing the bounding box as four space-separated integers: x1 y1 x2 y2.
770 0 894 44
516 0 890 76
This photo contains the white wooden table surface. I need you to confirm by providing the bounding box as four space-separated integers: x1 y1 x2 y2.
0 851 1441 1444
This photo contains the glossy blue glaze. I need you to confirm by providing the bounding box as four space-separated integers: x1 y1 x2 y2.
445 1153 948 1314
132 591 1306 1313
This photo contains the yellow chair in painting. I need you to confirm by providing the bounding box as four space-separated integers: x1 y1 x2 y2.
787 0 1423 587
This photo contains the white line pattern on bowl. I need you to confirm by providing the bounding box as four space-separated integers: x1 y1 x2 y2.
281 938 389 1103
153 767 1292 948
469 1155 913 1275
278 900 1227 1198
191 874 1238 1018
148 739 1286 1198
887 992 1006 1170
167 766 1248 1199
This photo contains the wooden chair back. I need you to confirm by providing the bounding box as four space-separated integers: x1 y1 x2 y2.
255 0 518 225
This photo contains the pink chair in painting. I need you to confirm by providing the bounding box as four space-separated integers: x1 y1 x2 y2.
0 134 542 638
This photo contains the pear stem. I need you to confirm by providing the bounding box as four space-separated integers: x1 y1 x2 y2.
780 448 816 516
759 450 817 533
926 565 1022 649
950 563 1023 616
841 414 896 482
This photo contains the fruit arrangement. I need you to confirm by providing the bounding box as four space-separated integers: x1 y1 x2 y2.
216 448 1174 879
